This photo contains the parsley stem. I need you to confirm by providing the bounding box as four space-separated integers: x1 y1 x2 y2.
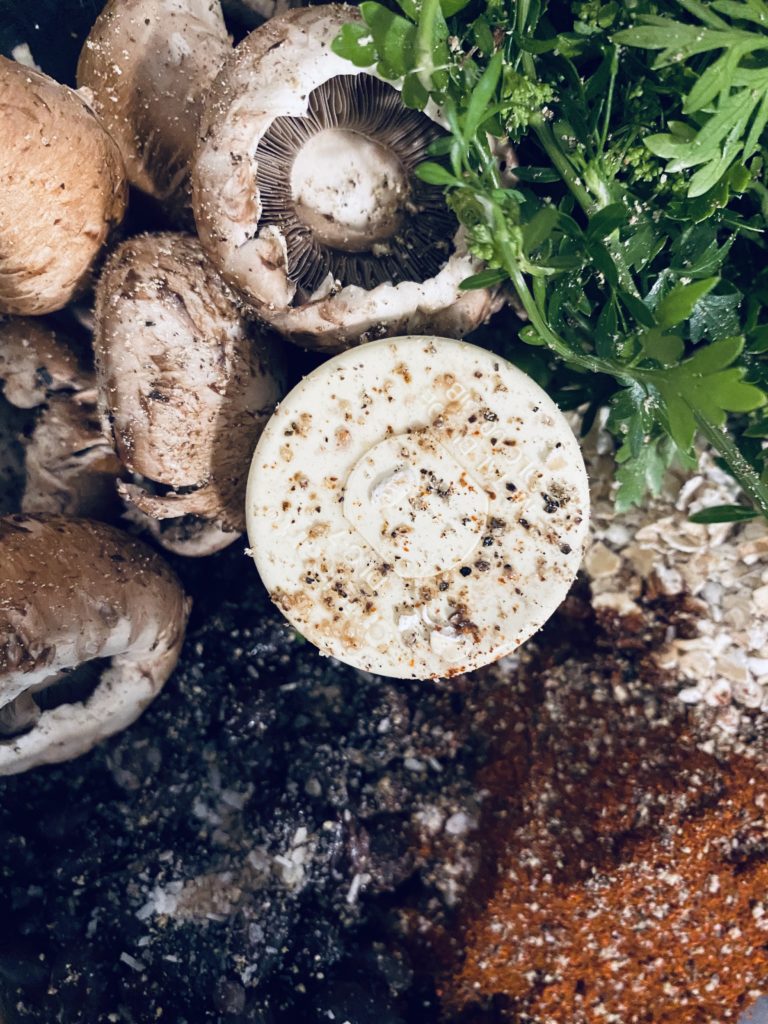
530 116 594 213
415 0 441 93
529 116 640 298
694 415 768 519
507 263 620 377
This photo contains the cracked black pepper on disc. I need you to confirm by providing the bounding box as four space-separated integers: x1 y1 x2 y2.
246 336 590 679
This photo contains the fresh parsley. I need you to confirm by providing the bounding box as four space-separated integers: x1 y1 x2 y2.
333 0 768 521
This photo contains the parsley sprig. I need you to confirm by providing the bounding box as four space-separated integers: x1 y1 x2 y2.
333 0 768 521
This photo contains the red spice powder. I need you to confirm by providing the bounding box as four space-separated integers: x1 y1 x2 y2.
423 598 768 1023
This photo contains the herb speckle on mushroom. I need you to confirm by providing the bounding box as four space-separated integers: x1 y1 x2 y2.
77 0 231 221
0 56 127 316
94 232 285 547
193 5 502 349
0 514 189 776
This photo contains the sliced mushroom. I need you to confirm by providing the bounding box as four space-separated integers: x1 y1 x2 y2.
77 0 231 221
0 57 127 316
192 5 501 350
0 514 190 775
0 317 123 519
94 232 285 541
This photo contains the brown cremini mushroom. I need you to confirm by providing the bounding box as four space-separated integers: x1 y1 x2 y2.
77 0 231 221
0 317 123 519
192 5 501 350
22 399 123 519
0 57 127 316
0 514 190 776
94 232 285 545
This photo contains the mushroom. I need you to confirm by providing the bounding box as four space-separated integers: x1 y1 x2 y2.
133 514 247 558
22 399 123 519
192 5 501 351
94 232 285 549
0 514 190 776
0 56 127 316
77 0 231 221
0 316 123 519
246 336 590 679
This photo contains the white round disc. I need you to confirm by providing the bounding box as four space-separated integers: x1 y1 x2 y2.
246 336 590 679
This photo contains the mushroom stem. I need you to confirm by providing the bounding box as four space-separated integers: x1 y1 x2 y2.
77 0 231 220
0 515 190 775
0 57 127 316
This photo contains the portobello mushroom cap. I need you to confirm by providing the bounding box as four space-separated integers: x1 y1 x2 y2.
94 232 285 540
192 4 500 350
0 57 127 316
77 0 231 221
0 514 190 775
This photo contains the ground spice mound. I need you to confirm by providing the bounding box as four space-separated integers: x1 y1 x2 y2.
426 596 768 1024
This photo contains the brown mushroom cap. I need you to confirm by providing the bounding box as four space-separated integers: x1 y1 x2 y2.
94 232 285 532
22 398 123 519
77 0 231 220
0 316 87 408
0 57 127 316
192 5 501 351
0 317 124 519
0 514 190 775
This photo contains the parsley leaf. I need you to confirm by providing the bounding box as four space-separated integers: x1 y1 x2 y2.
333 0 768 520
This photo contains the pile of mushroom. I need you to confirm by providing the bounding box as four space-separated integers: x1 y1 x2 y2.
0 0 519 774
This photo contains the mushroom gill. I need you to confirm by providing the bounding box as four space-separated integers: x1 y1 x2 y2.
255 74 457 298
